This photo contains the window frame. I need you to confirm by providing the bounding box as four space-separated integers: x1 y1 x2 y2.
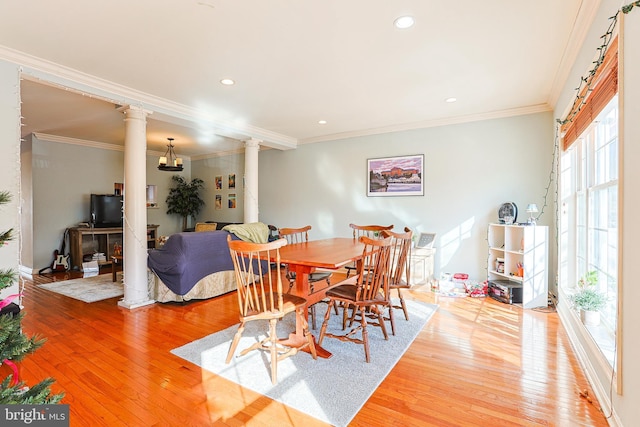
559 96 619 368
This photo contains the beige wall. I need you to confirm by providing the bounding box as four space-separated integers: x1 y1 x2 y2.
617 6 640 424
20 136 33 271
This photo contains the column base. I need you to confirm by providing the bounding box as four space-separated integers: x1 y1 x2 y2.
118 299 155 310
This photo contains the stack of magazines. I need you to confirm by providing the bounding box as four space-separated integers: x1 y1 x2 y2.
82 260 99 277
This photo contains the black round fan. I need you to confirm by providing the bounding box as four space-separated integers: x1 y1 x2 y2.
498 202 518 224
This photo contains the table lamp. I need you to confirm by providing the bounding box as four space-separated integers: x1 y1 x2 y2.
526 204 539 225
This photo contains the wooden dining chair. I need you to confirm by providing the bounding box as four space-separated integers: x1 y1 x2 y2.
344 223 394 278
344 229 410 336
382 227 413 323
278 225 334 329
195 222 217 232
318 235 393 362
226 235 317 384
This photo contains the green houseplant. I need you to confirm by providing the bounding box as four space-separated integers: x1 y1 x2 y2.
570 271 606 326
571 287 606 312
166 176 205 231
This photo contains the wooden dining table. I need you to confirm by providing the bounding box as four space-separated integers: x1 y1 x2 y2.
275 237 364 358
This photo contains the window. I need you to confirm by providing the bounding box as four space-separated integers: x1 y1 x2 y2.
559 96 618 366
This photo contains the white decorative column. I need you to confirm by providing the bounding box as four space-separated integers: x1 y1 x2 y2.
244 138 261 223
119 106 155 309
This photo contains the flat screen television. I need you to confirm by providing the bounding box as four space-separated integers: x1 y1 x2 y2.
90 194 123 228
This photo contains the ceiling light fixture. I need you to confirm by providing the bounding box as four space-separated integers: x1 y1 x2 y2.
318 120 327 125
220 78 235 85
445 97 457 103
158 138 183 172
394 16 415 29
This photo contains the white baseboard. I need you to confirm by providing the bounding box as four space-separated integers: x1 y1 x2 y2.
18 264 34 278
117 299 155 310
557 300 621 426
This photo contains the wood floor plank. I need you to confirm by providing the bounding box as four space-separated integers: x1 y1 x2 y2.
15 271 608 426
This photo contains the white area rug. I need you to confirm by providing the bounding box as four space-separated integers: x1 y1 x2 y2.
171 299 437 427
38 273 124 303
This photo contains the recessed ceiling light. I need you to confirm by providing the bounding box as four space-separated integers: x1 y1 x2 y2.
394 16 415 29
220 78 235 86
445 97 457 103
318 120 327 125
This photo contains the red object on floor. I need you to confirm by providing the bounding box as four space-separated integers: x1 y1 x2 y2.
465 281 488 297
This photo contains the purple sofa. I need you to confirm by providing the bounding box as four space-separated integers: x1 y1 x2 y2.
147 230 241 302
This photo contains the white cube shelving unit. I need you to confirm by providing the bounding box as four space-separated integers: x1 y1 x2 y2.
487 223 548 309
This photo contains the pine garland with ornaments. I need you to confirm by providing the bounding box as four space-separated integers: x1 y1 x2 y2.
0 190 63 404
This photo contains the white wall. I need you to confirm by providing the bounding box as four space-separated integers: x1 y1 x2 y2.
256 112 554 282
0 61 20 299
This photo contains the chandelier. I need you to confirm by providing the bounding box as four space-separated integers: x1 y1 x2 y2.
158 137 183 172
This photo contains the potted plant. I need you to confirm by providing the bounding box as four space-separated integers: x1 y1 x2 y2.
166 175 205 231
570 271 606 326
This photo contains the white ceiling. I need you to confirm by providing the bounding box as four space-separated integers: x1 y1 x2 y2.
0 0 598 157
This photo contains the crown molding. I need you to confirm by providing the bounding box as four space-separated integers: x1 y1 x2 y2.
32 132 123 151
2 45 297 150
31 132 190 159
299 104 553 145
546 0 602 109
190 147 246 161
190 145 274 161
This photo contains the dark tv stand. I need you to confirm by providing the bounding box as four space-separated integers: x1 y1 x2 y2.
68 225 159 271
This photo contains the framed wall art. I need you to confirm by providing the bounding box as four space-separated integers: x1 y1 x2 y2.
215 194 222 210
228 193 236 208
228 174 236 189
367 154 424 197
215 175 222 190
114 182 124 196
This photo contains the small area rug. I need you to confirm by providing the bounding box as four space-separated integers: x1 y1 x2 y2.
171 299 437 427
38 273 124 303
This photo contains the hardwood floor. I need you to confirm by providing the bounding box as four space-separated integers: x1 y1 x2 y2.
17 270 608 426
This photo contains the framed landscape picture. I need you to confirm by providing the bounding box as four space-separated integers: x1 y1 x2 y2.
367 154 424 197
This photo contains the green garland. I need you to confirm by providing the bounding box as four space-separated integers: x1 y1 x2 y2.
558 13 618 127
0 191 64 404
622 1 640 14
560 1 639 127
